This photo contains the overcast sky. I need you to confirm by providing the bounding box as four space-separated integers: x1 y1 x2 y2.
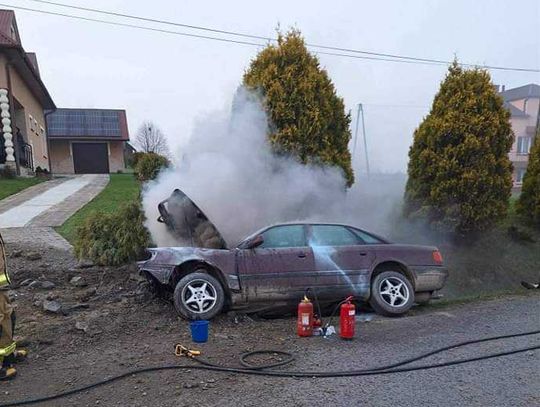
9 0 540 174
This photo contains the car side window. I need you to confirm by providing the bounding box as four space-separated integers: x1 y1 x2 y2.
350 228 384 244
309 225 360 246
260 225 306 249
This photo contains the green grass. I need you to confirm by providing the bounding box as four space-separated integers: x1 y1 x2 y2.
57 173 140 243
0 177 44 201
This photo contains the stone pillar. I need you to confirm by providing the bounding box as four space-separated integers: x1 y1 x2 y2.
0 89 14 168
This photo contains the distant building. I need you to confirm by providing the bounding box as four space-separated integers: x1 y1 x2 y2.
0 10 131 176
0 9 55 175
46 108 130 174
499 83 540 192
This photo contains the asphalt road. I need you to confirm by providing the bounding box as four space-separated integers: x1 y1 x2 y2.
3 294 539 407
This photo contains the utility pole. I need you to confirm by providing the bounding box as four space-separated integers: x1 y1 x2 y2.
353 103 370 178
352 104 361 157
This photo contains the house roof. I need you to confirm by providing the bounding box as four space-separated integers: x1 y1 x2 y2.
47 108 130 141
504 101 529 118
0 10 55 109
500 83 540 102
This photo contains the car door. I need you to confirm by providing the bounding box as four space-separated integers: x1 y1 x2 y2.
238 225 315 302
307 224 376 300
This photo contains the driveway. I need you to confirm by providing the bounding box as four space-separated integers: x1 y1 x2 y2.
0 174 109 249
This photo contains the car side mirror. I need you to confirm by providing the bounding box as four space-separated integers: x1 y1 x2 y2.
248 235 264 249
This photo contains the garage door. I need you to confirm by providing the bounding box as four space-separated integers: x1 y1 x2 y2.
72 143 109 174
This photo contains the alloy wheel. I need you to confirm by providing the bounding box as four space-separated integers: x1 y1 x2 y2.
379 276 410 307
182 279 218 314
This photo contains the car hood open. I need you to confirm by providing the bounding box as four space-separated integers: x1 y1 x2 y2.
157 189 228 249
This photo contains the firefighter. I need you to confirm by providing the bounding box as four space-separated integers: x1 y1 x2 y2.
0 232 26 381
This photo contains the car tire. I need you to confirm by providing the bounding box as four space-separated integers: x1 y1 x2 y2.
369 271 414 316
173 271 225 320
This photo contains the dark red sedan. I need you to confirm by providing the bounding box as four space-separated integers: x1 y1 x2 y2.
138 190 448 319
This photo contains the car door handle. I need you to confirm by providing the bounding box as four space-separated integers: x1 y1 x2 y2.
359 252 367 256
298 253 307 258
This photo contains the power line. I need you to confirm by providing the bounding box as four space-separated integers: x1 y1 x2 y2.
4 1 540 73
362 103 430 109
1 3 265 47
0 3 445 66
21 0 540 73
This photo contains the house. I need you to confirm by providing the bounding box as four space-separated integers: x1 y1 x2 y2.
47 108 130 174
499 83 540 192
0 10 55 175
0 10 131 176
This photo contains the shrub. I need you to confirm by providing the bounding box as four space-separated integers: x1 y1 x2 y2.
243 29 354 186
404 61 513 237
134 152 170 182
74 201 151 266
516 133 540 228
35 166 50 179
129 151 146 168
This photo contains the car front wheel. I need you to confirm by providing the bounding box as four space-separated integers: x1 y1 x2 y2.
173 271 225 320
369 271 414 316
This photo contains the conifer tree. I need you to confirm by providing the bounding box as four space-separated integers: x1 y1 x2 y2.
243 29 354 186
404 62 514 236
517 131 540 227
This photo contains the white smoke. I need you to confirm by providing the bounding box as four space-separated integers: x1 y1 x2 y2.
142 87 405 247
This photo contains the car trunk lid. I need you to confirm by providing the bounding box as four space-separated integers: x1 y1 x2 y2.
157 189 228 249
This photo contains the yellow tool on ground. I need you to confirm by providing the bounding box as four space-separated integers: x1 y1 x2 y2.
174 344 201 358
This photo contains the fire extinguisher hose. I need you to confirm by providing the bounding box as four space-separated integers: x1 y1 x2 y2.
1 329 539 406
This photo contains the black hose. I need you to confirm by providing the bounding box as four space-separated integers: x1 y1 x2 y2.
1 329 538 407
240 350 295 369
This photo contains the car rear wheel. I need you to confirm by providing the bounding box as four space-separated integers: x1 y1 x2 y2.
369 271 414 316
173 271 225 320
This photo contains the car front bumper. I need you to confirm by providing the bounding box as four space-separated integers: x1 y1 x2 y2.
410 265 449 292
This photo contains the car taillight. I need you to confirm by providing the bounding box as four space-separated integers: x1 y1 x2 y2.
432 250 443 264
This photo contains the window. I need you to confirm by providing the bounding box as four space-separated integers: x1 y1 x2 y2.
28 115 34 132
350 228 384 244
260 225 306 248
309 225 359 247
40 127 47 158
516 168 527 184
517 137 532 154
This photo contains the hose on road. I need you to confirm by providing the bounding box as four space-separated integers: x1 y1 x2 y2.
1 329 539 406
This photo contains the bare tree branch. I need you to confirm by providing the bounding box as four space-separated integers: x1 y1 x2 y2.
134 121 170 156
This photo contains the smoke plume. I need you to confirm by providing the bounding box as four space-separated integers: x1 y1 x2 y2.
142 88 404 247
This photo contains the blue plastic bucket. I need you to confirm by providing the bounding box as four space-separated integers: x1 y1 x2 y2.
190 320 209 343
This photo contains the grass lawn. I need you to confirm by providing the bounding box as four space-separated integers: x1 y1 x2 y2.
57 173 140 243
0 177 44 201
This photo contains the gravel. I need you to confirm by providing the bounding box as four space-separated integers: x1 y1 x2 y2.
1 241 538 406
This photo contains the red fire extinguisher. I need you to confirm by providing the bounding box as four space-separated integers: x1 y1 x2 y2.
340 296 355 340
297 296 314 337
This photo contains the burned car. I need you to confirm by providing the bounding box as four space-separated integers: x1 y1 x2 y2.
138 189 449 319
